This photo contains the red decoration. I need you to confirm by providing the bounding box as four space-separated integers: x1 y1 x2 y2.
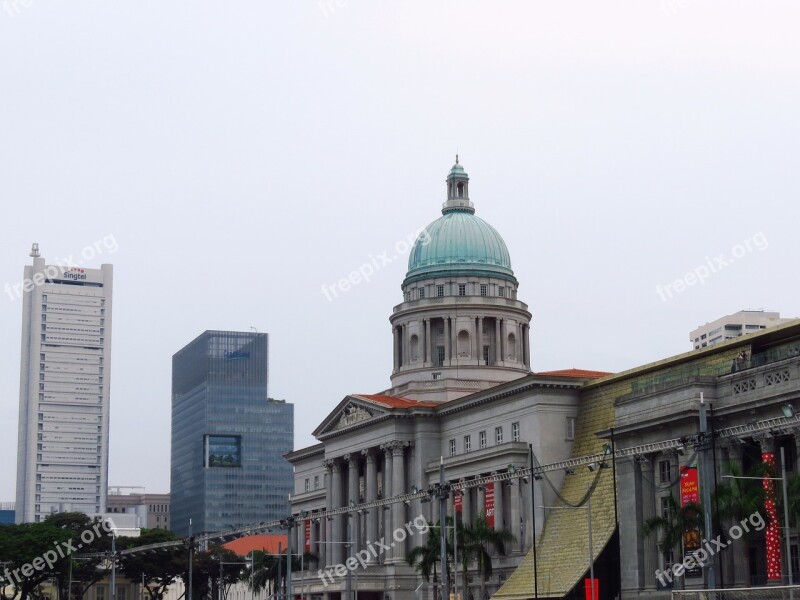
304 519 311 553
680 466 699 506
763 451 782 581
484 482 495 528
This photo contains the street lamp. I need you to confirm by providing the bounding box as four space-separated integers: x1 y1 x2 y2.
540 484 595 600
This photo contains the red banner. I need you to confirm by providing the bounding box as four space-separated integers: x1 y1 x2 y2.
484 483 495 528
680 466 699 506
584 578 599 600
454 493 463 512
304 519 311 553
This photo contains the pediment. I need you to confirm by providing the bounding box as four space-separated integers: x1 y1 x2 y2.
314 396 389 437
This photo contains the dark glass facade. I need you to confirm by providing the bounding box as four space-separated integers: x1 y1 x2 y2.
170 331 293 536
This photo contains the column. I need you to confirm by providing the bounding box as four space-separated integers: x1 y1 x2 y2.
403 324 409 368
330 460 344 565
382 445 393 563
522 325 530 369
500 319 506 362
640 456 657 590
494 476 505 535
462 480 472 527
425 319 432 366
323 460 333 567
393 326 400 370
760 436 782 583
309 514 317 566
477 485 486 519
478 317 484 364
724 441 749 586
345 453 359 554
364 450 378 562
494 319 501 364
391 441 407 561
509 479 521 553
444 317 451 361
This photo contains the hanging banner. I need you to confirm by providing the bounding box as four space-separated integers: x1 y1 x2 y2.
305 519 311 553
484 483 495 528
454 491 463 523
679 465 701 577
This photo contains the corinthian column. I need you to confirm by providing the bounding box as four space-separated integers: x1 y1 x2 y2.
364 449 378 561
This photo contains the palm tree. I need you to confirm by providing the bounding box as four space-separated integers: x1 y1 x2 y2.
460 515 515 600
247 551 280 598
406 519 449 584
714 461 766 537
642 494 703 590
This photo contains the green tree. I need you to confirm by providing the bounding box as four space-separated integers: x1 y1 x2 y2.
0 522 73 600
406 519 450 584
460 515 515 600
181 546 243 600
118 530 186 600
713 461 766 537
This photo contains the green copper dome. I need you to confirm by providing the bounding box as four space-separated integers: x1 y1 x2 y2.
404 161 516 286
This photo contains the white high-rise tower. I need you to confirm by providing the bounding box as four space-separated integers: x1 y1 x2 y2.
15 244 113 523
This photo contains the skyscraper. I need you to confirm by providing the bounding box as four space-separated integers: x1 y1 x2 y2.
170 330 293 536
15 244 113 523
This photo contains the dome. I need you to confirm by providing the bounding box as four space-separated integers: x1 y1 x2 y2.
403 160 517 287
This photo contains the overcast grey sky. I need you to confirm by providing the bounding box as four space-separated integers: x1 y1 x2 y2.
1 1 799 502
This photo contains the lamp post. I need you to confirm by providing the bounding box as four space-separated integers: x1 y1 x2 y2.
528 444 539 599
540 484 595 600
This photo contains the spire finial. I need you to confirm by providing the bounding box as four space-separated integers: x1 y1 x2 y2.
455 153 459 165
30 243 40 258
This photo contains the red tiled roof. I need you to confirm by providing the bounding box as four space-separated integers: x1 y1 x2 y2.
533 369 612 379
223 534 288 556
354 394 439 409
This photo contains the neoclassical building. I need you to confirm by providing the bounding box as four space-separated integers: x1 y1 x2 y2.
287 160 800 600
286 161 602 600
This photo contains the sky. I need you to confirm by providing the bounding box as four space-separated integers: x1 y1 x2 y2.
1 1 799 502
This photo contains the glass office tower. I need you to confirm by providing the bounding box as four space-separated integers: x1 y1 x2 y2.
170 331 293 536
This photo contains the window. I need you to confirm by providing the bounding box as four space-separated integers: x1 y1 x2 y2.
449 439 456 456
304 478 310 492
512 422 520 442
495 426 503 444
659 460 671 483
480 284 487 296
498 286 505 298
479 431 487 449
458 284 466 296
314 475 320 489
432 372 442 380
436 346 445 366
437 285 444 297
116 587 127 600
464 435 471 453
660 496 671 519
405 291 411 302
96 586 106 600
483 346 489 364
419 288 425 299
566 417 576 440
204 435 242 468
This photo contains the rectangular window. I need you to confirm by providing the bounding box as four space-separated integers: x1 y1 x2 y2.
661 496 671 519
483 345 489 364
458 284 466 296
566 417 576 440
116 587 127 600
432 372 442 380
304 478 310 492
498 286 505 298
204 435 242 468
419 288 425 299
449 439 456 456
495 426 503 444
479 431 487 449
314 475 320 489
512 422 520 442
464 435 471 453
96 586 106 600
659 460 671 483
437 285 444 297
436 346 445 366
480 284 487 296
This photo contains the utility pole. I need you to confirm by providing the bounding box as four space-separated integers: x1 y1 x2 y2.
188 519 194 600
528 445 538 599
699 395 717 596
438 458 449 600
